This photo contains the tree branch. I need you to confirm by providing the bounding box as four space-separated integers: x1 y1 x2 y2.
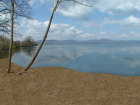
51 0 55 8
59 0 96 7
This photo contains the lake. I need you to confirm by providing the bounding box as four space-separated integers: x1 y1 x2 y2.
1 43 140 77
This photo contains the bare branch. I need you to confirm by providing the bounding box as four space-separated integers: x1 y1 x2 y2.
0 0 33 35
51 0 55 8
0 8 10 12
58 0 96 7
0 19 11 25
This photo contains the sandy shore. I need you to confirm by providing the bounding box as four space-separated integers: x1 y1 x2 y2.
0 57 140 105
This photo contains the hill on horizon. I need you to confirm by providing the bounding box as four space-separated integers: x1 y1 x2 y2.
36 38 140 45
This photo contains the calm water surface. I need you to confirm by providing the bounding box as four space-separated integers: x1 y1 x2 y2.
3 43 140 77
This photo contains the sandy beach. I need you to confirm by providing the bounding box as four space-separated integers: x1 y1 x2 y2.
0 57 140 105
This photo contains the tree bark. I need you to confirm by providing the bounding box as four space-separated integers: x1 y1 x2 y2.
24 0 59 71
8 0 14 73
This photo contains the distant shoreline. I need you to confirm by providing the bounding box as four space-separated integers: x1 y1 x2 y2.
36 38 140 45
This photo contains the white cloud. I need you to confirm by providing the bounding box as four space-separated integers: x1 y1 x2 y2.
77 21 103 28
111 31 115 34
0 13 11 24
120 34 128 38
78 16 140 28
29 0 51 8
0 2 11 23
95 0 140 16
77 18 118 28
136 33 140 36
56 1 93 20
77 32 108 40
131 31 135 34
77 18 119 27
120 15 140 27
28 0 140 20
19 18 83 41
100 31 107 35
81 33 95 38
19 18 140 41
29 0 94 19
29 0 39 7
78 31 140 40
102 18 118 24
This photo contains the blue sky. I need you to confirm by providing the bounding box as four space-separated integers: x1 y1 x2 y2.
2 0 140 41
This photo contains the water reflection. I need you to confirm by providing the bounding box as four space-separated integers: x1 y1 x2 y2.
10 43 140 76
20 47 37 57
0 47 37 59
0 48 21 59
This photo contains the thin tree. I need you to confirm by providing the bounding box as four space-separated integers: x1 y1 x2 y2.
8 0 14 73
0 0 33 73
18 0 97 75
0 0 32 35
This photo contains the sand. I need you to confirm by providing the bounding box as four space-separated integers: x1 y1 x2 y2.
0 57 140 105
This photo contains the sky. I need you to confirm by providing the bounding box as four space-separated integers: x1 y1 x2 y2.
1 0 140 41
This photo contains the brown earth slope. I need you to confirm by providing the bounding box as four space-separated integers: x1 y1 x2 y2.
0 58 140 105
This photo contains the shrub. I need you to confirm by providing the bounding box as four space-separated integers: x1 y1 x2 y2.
0 41 9 50
13 41 20 48
21 36 38 47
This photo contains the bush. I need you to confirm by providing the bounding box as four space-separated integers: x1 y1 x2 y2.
12 45 16 49
0 35 9 42
0 41 9 50
0 35 37 50
13 41 20 48
21 36 38 47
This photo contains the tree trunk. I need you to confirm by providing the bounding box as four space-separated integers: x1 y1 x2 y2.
8 0 14 73
24 0 59 71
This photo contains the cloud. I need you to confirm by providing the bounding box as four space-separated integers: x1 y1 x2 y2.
19 18 112 40
29 0 94 20
29 0 51 8
0 2 11 23
95 0 140 16
131 31 135 34
111 31 116 34
19 18 83 41
77 21 103 28
78 16 140 28
77 18 119 28
0 13 11 24
56 1 93 20
29 0 140 20
19 18 140 41
120 15 140 27
77 32 108 40
120 34 128 38
100 31 107 35
77 17 119 28
78 31 140 40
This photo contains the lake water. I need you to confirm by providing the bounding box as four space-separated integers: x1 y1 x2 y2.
1 43 140 77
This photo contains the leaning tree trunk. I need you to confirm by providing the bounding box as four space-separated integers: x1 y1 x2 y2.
8 0 14 73
23 0 59 72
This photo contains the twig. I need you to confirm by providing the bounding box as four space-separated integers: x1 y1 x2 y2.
51 0 54 8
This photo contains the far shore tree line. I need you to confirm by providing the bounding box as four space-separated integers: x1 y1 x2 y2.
0 35 38 50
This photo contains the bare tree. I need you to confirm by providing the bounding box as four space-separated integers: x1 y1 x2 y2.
0 0 33 73
0 0 32 35
18 0 97 75
7 0 14 73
